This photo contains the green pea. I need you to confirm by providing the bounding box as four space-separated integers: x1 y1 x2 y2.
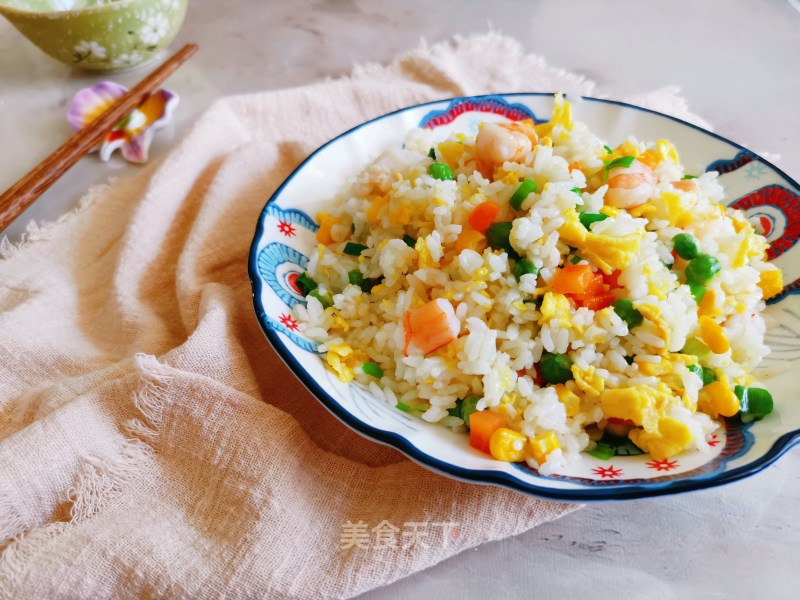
685 254 721 285
362 362 383 378
735 386 774 421
509 178 538 210
485 222 517 256
539 353 574 384
427 162 455 181
612 298 644 329
460 395 481 428
688 282 707 303
672 233 700 260
348 270 364 287
579 212 609 229
514 258 539 281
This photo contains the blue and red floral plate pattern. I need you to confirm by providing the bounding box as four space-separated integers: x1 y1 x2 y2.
248 94 800 501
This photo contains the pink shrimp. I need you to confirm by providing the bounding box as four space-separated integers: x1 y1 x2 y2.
605 159 656 208
476 120 538 165
403 299 461 356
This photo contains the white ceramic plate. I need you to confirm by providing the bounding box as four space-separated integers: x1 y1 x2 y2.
249 93 800 501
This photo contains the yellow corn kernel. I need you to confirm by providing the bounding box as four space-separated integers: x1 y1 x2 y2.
316 213 341 245
554 384 581 417
697 289 720 317
527 431 561 465
489 428 527 462
455 229 488 254
698 316 730 354
698 379 740 418
758 269 784 300
628 417 692 461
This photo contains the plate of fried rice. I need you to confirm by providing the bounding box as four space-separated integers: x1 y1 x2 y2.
248 93 800 500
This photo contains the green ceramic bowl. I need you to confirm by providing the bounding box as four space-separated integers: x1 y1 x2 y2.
0 0 188 72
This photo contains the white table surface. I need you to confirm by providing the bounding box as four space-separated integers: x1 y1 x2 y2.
2 1 799 598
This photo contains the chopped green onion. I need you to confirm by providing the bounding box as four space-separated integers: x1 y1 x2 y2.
672 233 700 260
460 395 481 428
734 385 774 421
624 355 634 365
447 398 464 418
295 273 318 295
427 162 455 181
362 362 383 378
361 276 384 293
682 174 697 180
509 178 538 211
604 155 637 172
688 283 707 303
571 187 582 195
514 258 539 281
603 145 612 154
402 234 416 248
612 298 643 329
396 401 424 413
579 212 609 229
428 148 436 160
570 255 582 265
688 363 702 378
682 337 710 359
486 222 517 256
701 367 717 387
348 269 364 286
343 242 368 256
538 353 574 384
588 444 615 460
309 288 333 308
685 254 721 285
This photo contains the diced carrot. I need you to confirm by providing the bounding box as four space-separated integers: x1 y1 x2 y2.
403 298 461 356
580 292 615 311
602 269 621 289
468 201 501 234
469 410 508 454
551 264 595 295
455 228 488 254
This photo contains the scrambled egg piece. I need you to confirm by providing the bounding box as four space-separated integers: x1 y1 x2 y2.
759 269 783 300
637 303 671 354
553 384 581 417
572 365 604 398
540 292 572 328
629 417 693 461
557 209 643 274
325 343 368 383
600 384 677 433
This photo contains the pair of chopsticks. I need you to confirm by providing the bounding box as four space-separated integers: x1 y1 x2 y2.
0 43 199 234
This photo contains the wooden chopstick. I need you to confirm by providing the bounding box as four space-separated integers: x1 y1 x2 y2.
0 43 199 234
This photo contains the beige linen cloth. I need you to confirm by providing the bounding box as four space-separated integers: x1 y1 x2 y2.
0 33 707 599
